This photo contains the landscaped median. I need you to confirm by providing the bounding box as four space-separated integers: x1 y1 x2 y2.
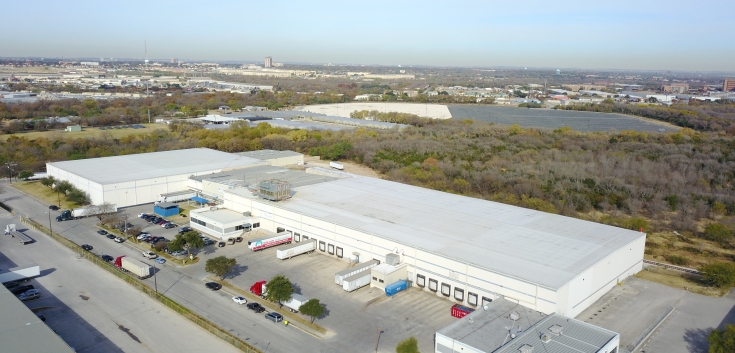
206 276 331 337
126 237 200 266
19 216 262 353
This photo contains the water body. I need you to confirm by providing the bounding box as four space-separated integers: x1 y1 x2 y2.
448 105 678 133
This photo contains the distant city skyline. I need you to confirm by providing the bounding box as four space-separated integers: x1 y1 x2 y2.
2 0 733 71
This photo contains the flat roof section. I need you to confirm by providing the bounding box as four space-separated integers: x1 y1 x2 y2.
194 165 338 189
191 208 252 225
0 287 75 352
236 150 302 160
48 148 263 184
228 172 644 290
437 298 546 351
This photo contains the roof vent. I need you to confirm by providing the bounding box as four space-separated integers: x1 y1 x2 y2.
518 344 534 353
540 334 551 343
549 324 563 335
509 311 520 321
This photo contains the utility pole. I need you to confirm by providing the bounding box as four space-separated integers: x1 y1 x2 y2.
375 328 381 353
5 161 17 184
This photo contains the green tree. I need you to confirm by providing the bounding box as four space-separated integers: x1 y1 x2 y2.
17 170 33 180
167 231 204 255
66 187 90 205
40 176 56 188
396 336 420 353
53 180 73 206
264 275 293 307
205 256 237 280
701 262 735 288
299 298 325 323
709 324 735 353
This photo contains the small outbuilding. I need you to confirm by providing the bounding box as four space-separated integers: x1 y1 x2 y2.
65 125 82 132
154 202 179 217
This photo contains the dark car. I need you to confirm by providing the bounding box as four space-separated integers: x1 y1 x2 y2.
205 282 222 291
163 223 177 229
81 244 93 251
235 237 243 242
218 242 225 247
246 302 265 313
10 285 34 295
178 227 192 233
97 229 108 235
48 205 59 210
101 254 114 262
106 233 116 240
156 219 168 225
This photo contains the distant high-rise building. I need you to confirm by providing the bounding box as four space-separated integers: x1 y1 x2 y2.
724 78 735 92
264 56 272 68
170 58 176 64
556 69 561 75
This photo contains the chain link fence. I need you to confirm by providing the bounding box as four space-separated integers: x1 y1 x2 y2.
20 216 261 353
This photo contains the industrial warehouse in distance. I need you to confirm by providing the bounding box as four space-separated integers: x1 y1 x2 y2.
43 147 644 352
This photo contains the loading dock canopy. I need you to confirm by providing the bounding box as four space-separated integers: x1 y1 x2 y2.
190 196 209 204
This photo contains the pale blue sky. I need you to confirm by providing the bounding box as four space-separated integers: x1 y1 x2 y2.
2 0 733 71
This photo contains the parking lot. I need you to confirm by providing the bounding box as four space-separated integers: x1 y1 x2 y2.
6 191 461 353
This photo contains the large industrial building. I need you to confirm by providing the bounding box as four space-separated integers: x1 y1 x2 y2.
47 148 645 318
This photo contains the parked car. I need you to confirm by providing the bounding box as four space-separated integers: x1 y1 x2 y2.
265 312 283 323
136 233 150 240
18 289 40 301
97 229 108 235
232 296 248 305
218 242 225 248
81 244 93 251
205 282 222 291
101 254 114 262
114 237 125 243
172 250 186 256
10 285 34 295
178 227 192 233
106 234 116 240
204 239 216 246
143 251 157 259
138 213 149 218
235 237 243 242
48 205 59 210
155 257 166 264
163 223 177 229
247 302 265 313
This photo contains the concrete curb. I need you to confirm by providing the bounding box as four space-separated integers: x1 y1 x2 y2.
631 306 676 353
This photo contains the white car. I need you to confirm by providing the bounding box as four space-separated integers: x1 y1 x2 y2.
142 251 158 259
232 296 247 305
136 233 150 240
114 237 125 243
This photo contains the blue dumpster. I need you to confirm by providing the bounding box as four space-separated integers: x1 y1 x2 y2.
385 280 408 296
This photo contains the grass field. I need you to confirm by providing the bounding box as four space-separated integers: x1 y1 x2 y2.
12 180 80 210
0 124 169 141
635 266 727 297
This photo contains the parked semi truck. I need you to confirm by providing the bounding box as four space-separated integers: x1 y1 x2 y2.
56 204 118 221
334 259 379 286
283 293 308 313
4 224 33 244
250 280 267 297
114 256 152 279
276 239 316 260
247 233 292 251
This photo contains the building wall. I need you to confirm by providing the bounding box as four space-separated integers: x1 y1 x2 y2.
47 164 104 205
370 265 407 290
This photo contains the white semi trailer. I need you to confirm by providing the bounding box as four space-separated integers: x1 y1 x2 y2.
276 240 316 260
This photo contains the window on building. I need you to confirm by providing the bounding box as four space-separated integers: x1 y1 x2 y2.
379 279 384 283
336 247 343 258
372 277 378 281
441 283 451 297
328 244 334 255
454 288 464 301
468 292 478 306
319 241 326 252
294 233 301 242
252 223 260 228
303 235 309 240
428 279 438 292
416 274 426 288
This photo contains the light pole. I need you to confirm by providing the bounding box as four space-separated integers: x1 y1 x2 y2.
5 161 16 184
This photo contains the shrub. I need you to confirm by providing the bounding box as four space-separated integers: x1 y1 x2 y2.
704 223 733 242
664 254 689 266
700 262 735 288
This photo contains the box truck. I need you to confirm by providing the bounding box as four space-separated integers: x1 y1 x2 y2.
115 256 152 279
334 259 379 285
276 239 316 260
247 233 292 251
283 293 308 313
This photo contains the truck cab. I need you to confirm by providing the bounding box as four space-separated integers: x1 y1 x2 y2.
56 210 73 222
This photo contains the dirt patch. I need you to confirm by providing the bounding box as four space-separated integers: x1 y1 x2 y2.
292 155 381 179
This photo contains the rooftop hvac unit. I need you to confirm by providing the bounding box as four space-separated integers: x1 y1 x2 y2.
385 253 400 266
540 334 551 343
258 179 291 201
548 324 563 335
518 344 534 353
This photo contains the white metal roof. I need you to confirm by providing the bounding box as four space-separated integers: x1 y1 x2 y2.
191 207 251 225
236 150 303 160
47 148 263 184
229 172 644 290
